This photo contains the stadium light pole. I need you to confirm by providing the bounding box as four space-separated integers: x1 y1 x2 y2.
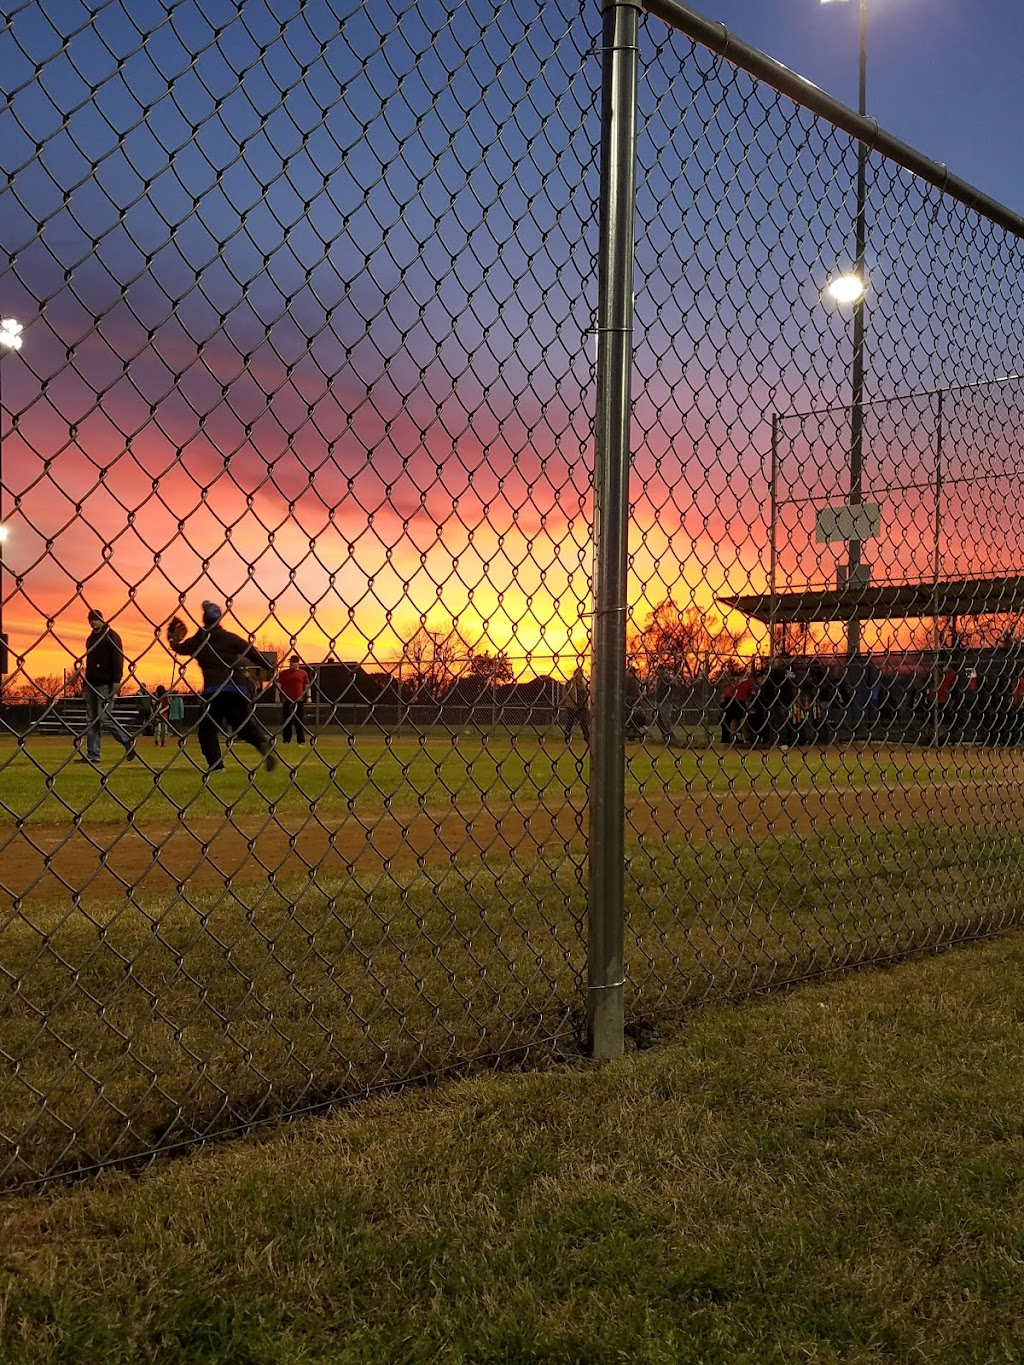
822 0 869 658
0 317 25 706
770 261 866 664
932 388 944 746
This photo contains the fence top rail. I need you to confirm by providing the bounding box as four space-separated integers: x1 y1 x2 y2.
780 373 1024 423
642 0 1024 242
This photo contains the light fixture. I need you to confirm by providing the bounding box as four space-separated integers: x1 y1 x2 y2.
0 318 23 351
826 273 867 305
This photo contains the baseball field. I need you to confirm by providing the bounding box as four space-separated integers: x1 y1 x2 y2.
2 730 1022 1186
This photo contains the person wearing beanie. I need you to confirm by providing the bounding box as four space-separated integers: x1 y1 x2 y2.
166 602 277 774
75 607 137 765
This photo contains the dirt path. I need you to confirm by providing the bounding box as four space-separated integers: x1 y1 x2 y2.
0 775 1007 907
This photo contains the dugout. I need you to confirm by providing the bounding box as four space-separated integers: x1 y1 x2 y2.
720 575 1024 630
719 575 1024 744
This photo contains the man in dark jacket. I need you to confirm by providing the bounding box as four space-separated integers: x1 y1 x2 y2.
561 664 590 742
167 600 277 773
653 668 680 745
77 608 136 764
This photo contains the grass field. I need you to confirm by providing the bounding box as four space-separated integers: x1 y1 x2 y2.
4 730 1024 1186
4 933 1024 1363
1 732 1020 827
3 811 1022 1188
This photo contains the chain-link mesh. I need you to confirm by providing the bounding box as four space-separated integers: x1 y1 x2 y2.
4 0 1024 1188
0 0 599 1187
625 8 1024 1025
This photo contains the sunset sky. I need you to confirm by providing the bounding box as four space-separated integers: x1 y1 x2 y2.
2 0 1023 690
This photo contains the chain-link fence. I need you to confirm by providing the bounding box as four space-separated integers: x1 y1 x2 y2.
3 0 1024 1188
623 0 1024 1027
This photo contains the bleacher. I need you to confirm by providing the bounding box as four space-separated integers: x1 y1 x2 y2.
28 698 143 739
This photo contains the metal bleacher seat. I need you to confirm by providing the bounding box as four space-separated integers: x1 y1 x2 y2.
30 698 141 739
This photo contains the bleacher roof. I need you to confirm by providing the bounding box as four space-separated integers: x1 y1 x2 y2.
719 575 1024 625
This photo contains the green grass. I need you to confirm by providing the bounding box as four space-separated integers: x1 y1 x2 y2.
5 730 1024 1197
1 732 1019 827
3 820 1022 1188
5 933 1024 1363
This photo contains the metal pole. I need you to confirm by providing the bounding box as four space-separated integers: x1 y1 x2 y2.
846 0 868 659
588 0 639 1061
769 412 779 660
0 356 5 709
932 389 944 746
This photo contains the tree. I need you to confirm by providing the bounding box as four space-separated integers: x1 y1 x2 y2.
398 626 470 700
256 637 290 666
953 612 1024 652
4 672 81 702
773 621 813 658
870 619 936 655
468 649 513 686
628 599 748 682
871 612 1024 657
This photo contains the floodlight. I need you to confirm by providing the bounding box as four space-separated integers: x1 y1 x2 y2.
827 273 867 305
0 318 23 350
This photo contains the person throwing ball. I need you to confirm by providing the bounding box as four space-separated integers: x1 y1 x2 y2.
166 601 277 774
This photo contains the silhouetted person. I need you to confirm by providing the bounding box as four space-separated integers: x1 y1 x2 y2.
733 671 757 744
653 670 680 744
153 684 169 747
167 600 276 774
136 683 152 735
75 608 136 765
562 665 590 742
624 668 649 740
719 675 747 744
757 663 797 747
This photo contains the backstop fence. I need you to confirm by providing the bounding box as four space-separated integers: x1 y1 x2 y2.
3 0 1024 1187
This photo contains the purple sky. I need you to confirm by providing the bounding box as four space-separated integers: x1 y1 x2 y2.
700 0 1024 214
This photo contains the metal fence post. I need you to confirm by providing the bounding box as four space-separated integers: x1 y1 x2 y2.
588 0 640 1061
769 412 779 658
932 388 944 746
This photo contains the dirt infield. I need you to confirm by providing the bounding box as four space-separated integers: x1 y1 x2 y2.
0 773 1008 908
